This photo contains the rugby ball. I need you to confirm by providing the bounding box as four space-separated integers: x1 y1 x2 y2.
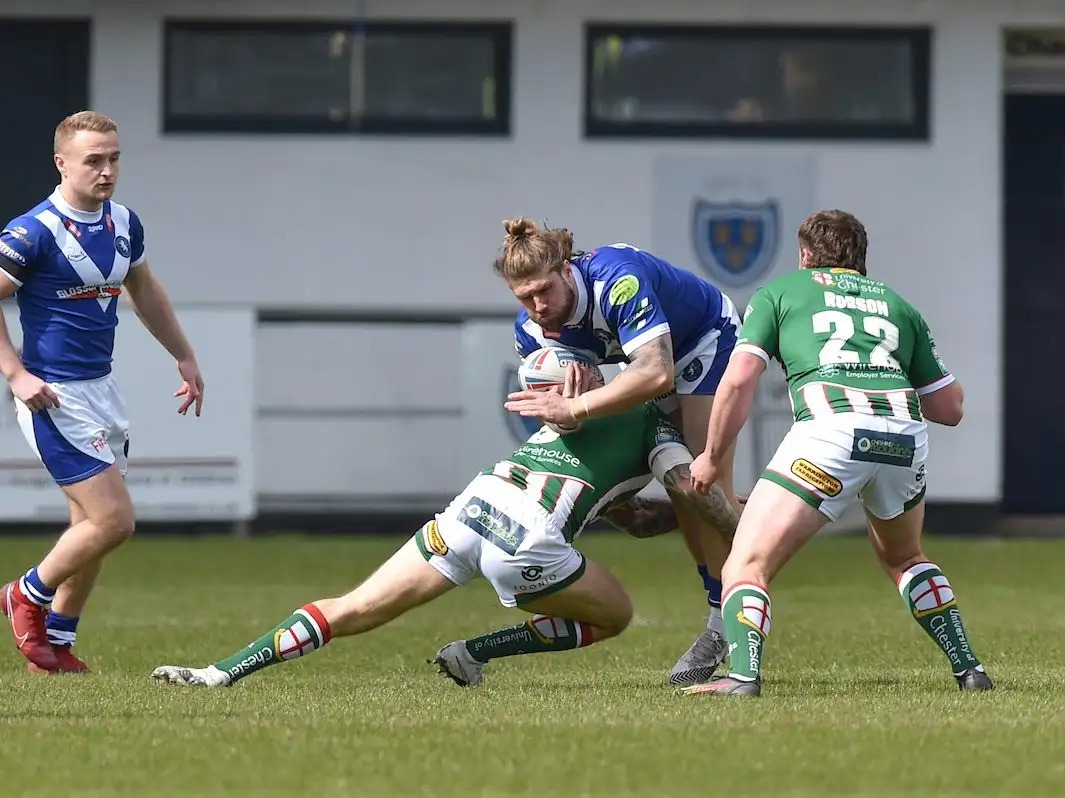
516 347 603 435
518 347 599 392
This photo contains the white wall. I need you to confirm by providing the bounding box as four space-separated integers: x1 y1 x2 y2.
8 0 1065 503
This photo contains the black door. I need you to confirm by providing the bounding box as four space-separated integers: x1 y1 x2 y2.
1003 94 1065 513
0 19 90 225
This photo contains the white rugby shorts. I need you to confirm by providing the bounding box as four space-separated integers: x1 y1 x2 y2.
761 413 929 522
14 374 129 485
412 474 586 608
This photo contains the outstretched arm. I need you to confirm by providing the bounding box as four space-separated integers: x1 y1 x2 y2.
124 262 204 416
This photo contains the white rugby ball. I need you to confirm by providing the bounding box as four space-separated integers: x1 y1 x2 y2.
516 348 603 435
518 347 600 392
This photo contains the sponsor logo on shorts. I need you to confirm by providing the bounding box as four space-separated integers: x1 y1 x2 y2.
790 458 842 497
459 498 528 556
851 429 915 467
514 564 559 594
424 520 448 556
607 275 640 306
680 358 704 383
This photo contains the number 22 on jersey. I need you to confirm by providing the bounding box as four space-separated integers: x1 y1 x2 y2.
812 310 901 370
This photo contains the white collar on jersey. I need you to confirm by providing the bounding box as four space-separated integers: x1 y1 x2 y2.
49 187 104 224
563 261 591 327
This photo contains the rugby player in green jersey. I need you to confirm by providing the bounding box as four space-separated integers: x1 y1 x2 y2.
682 210 992 697
150 362 738 689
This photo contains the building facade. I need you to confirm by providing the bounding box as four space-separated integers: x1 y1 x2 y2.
3 0 1064 527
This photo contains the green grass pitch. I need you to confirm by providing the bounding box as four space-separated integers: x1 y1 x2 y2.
0 531 1062 797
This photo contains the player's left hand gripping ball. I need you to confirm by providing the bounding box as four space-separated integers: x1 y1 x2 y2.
174 358 205 417
505 388 574 426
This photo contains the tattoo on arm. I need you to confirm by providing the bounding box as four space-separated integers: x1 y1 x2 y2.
663 463 739 543
602 497 679 538
628 335 673 374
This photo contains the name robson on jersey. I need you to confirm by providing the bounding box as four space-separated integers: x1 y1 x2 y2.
55 282 123 300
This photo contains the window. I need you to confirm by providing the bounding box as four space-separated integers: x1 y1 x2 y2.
163 20 512 135
585 25 931 140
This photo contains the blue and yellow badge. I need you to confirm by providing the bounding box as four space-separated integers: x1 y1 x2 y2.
503 367 541 444
691 200 780 288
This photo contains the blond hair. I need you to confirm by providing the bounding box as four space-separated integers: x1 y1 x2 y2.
492 218 575 282
54 111 119 154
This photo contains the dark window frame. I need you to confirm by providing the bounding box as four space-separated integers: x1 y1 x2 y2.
162 19 513 136
583 23 932 141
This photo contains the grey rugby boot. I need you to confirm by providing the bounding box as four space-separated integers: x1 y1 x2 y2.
955 667 994 692
679 676 762 697
669 623 727 686
432 641 485 687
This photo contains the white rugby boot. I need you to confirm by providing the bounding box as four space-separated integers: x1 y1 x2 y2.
669 611 728 686
432 640 485 687
151 664 231 688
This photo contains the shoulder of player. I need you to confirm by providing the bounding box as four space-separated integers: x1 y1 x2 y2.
588 257 653 310
2 213 49 238
1 215 52 253
106 200 142 228
581 246 643 277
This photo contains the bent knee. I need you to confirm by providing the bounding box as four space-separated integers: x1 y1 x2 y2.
721 549 771 589
882 550 928 580
94 505 136 542
597 593 633 640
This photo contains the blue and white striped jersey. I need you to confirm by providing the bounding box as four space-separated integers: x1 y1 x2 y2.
0 188 145 382
514 243 731 366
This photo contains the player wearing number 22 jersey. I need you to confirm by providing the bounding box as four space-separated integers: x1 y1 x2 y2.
152 369 731 690
683 209 991 698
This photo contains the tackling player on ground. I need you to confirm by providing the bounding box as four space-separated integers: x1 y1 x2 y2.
496 218 742 686
150 360 737 689
0 111 205 674
682 210 992 697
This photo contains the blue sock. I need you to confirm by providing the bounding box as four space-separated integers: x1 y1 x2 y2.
19 567 56 607
45 612 79 648
696 564 723 609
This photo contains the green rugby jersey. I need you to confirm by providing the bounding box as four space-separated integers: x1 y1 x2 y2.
484 404 689 541
736 268 953 422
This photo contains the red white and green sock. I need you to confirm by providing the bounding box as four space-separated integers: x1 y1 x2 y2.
897 562 984 675
213 604 332 684
722 582 772 682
